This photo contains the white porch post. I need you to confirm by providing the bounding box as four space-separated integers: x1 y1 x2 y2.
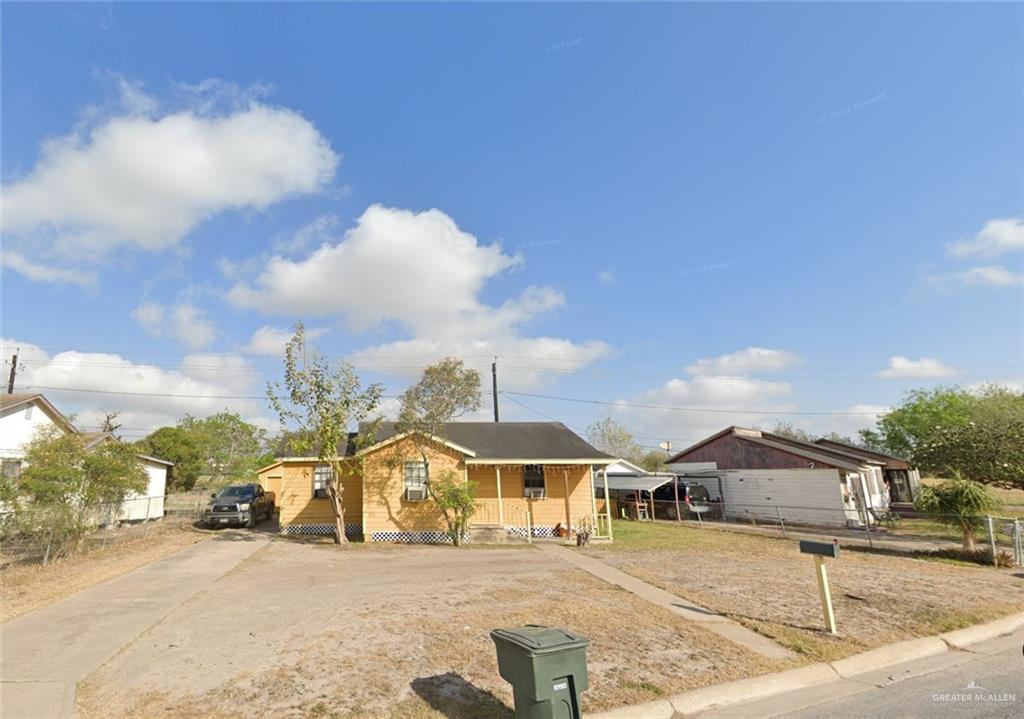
589 466 599 535
603 466 613 541
496 465 504 526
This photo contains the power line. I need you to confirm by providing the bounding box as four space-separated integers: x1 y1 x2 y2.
501 390 883 416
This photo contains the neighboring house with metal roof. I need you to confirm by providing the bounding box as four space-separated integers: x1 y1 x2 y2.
0 393 171 521
665 426 891 527
257 421 616 543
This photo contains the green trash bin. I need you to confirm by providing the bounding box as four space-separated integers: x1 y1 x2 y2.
490 625 589 719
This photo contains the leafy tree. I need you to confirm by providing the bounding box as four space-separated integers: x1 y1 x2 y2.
267 323 383 545
178 411 270 487
914 387 1024 490
636 449 668 473
430 469 479 545
12 427 147 556
136 426 204 491
587 417 644 463
395 357 482 546
914 474 1002 551
857 387 974 460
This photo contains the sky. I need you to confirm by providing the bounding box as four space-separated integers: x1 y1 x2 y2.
2 1 1022 451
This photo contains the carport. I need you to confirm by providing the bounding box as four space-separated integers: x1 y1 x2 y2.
595 460 680 521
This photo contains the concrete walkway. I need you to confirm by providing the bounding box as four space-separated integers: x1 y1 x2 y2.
0 533 268 719
535 544 794 660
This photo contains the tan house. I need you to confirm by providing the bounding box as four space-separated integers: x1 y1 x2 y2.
257 422 616 542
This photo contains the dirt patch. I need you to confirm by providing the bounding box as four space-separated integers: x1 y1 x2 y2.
77 541 784 719
1 522 207 623
587 521 1024 662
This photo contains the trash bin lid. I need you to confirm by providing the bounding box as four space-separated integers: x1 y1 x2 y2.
490 625 589 655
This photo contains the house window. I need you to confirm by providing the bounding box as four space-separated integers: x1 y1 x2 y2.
313 464 332 498
523 464 545 497
404 462 428 501
1 459 22 479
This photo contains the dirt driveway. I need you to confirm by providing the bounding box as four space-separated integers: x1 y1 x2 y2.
76 540 784 719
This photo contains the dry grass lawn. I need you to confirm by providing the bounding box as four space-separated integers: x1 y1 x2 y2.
77 540 786 719
1 522 207 623
587 521 1024 662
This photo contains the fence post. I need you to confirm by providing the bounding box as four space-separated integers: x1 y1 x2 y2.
862 507 873 548
986 515 997 566
776 505 787 538
1015 519 1023 567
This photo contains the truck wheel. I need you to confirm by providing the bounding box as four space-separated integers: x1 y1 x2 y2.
247 513 256 529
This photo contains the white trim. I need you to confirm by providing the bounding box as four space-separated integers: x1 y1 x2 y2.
466 458 616 465
355 431 478 458
136 454 174 466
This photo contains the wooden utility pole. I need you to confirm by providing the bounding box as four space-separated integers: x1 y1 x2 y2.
491 357 499 422
6 351 18 394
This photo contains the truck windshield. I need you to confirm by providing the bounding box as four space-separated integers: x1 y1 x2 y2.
217 487 253 498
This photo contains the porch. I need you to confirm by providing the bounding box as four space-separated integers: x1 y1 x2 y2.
466 463 614 541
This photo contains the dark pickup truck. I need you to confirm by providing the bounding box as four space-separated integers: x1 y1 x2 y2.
203 484 275 528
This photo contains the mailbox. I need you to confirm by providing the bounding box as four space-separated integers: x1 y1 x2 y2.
798 540 840 559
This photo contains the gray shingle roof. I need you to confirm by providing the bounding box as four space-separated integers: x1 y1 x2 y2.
359 421 613 462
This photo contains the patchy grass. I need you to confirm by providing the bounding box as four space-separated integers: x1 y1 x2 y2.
586 520 1023 663
76 542 785 719
1 522 207 623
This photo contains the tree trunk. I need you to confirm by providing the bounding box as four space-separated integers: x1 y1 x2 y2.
328 462 348 545
961 523 976 552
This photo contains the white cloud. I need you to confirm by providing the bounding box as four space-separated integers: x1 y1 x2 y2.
946 217 1023 258
612 374 796 446
230 204 610 386
131 301 216 349
272 213 340 255
2 92 339 282
229 204 523 333
878 356 957 379
597 269 615 284
0 338 268 437
928 265 1024 288
243 325 328 357
2 250 98 289
686 347 802 376
130 302 165 336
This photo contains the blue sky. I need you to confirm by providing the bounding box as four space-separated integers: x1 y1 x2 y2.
2 2 1022 447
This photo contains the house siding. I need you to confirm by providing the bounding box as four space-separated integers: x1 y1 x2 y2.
675 433 841 470
268 461 363 537
362 437 464 541
468 463 595 537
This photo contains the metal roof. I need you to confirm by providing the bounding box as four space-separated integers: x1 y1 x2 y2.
596 473 676 493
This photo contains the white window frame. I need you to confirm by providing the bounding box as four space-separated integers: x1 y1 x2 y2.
313 464 332 498
522 464 546 498
404 461 428 501
1 458 22 480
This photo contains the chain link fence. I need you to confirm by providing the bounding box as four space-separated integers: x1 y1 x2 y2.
0 495 205 568
610 497 1024 567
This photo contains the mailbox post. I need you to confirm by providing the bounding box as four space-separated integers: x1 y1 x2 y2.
799 540 840 635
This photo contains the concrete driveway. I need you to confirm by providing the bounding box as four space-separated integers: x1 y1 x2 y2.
0 532 268 719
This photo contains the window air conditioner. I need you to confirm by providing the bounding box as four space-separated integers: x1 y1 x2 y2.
405 486 427 502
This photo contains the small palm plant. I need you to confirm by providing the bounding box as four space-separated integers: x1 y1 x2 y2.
914 471 1002 551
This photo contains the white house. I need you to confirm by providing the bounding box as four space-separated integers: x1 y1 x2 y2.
0 393 170 521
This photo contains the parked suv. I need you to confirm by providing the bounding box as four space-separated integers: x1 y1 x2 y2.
204 484 274 528
622 479 712 520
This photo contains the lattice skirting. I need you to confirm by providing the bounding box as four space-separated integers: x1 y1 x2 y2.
370 530 469 544
507 526 556 539
281 523 361 538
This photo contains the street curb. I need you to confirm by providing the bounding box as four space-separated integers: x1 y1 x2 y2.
584 612 1024 718
829 636 947 679
939 611 1024 650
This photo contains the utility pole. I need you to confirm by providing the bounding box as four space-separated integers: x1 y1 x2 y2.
491 357 500 422
6 351 18 394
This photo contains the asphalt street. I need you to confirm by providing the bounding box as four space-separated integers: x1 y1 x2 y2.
774 641 1023 719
